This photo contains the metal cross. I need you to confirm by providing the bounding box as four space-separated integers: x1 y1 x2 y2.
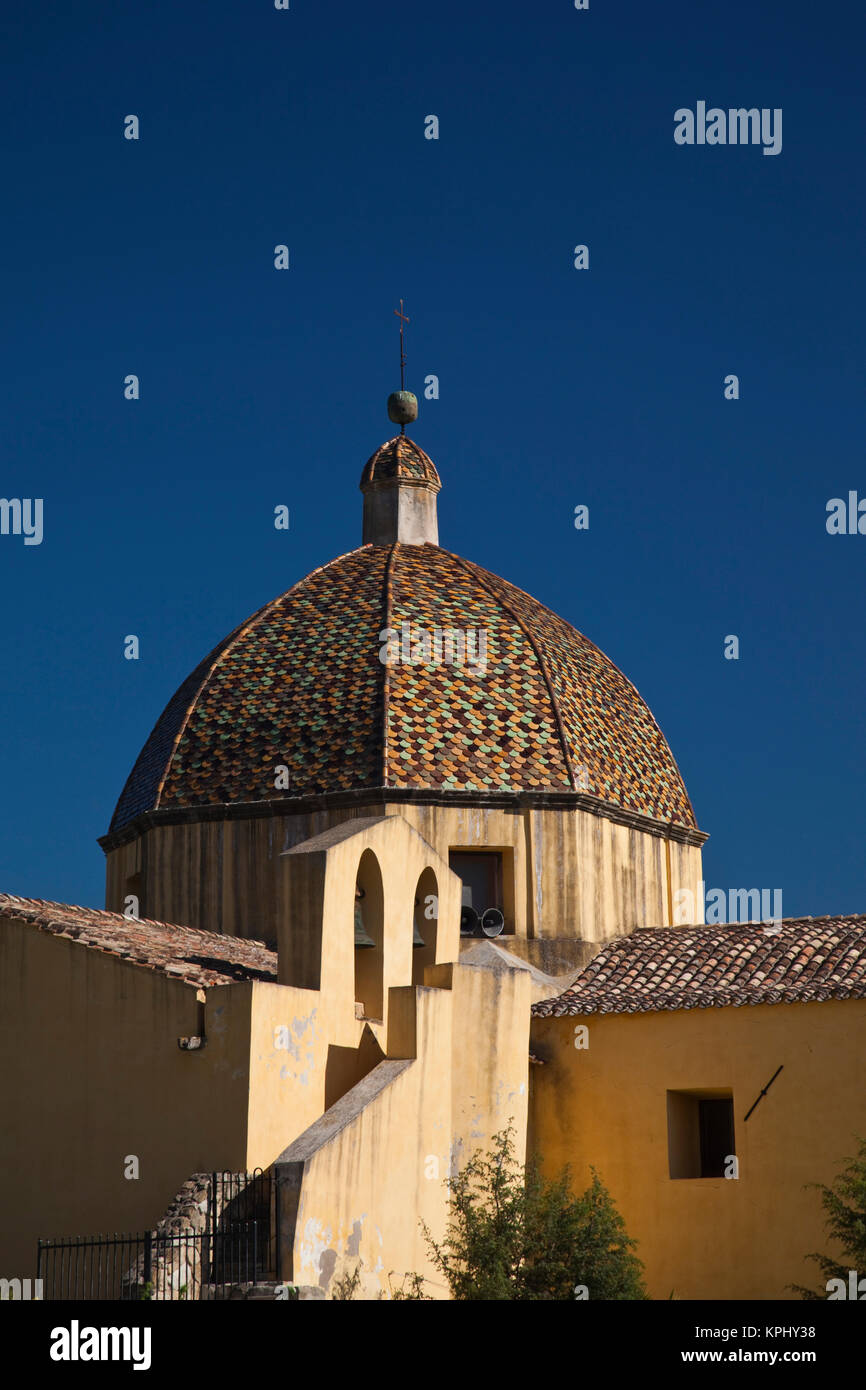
394 299 410 390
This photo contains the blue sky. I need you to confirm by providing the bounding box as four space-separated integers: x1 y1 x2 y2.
1 0 863 919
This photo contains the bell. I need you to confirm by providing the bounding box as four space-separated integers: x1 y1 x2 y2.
412 919 426 948
354 894 375 949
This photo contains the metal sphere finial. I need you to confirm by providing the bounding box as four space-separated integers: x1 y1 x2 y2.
388 390 418 426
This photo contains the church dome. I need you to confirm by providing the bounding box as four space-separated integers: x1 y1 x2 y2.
108 473 697 836
361 435 441 490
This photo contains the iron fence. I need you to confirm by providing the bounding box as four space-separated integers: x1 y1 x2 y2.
209 1169 272 1279
36 1168 273 1301
36 1223 260 1300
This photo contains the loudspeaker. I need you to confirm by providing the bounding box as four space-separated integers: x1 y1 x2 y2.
460 904 480 936
481 907 505 938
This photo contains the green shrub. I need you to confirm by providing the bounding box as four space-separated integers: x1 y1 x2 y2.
416 1126 647 1301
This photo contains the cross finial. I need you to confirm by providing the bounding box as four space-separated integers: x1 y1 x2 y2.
394 299 410 392
387 301 418 434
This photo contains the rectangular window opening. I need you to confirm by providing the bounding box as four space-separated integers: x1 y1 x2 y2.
667 1090 735 1179
449 849 513 936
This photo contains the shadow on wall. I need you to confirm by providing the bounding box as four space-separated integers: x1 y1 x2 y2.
324 1026 386 1111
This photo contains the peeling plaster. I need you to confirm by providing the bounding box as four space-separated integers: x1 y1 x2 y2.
494 1078 526 1112
301 1217 334 1287
274 1010 319 1086
301 1212 385 1290
456 808 484 844
293 1010 318 1040
449 1138 464 1178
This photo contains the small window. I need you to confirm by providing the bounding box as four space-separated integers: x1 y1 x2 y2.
450 850 505 930
449 851 502 913
667 1090 735 1179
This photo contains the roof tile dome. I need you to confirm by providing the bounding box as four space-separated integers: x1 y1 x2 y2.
108 541 697 836
361 435 441 490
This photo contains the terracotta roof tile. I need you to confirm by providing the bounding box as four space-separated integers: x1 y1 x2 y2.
0 894 277 988
532 917 866 1016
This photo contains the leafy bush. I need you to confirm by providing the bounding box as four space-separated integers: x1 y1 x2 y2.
416 1126 647 1301
792 1137 866 1299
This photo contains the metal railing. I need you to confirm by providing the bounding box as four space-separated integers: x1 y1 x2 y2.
36 1223 260 1300
36 1168 273 1300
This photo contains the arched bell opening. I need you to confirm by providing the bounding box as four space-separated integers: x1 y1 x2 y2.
353 849 385 1021
411 867 439 985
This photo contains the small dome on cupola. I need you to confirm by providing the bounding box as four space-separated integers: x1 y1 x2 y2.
360 432 441 547
361 435 440 489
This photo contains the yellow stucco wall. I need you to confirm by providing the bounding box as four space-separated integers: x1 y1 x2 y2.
398 803 703 941
530 998 866 1299
243 977 410 1173
266 819 533 1297
241 981 330 1171
277 986 454 1299
276 953 532 1299
105 801 703 946
0 918 253 1277
435 954 531 1168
